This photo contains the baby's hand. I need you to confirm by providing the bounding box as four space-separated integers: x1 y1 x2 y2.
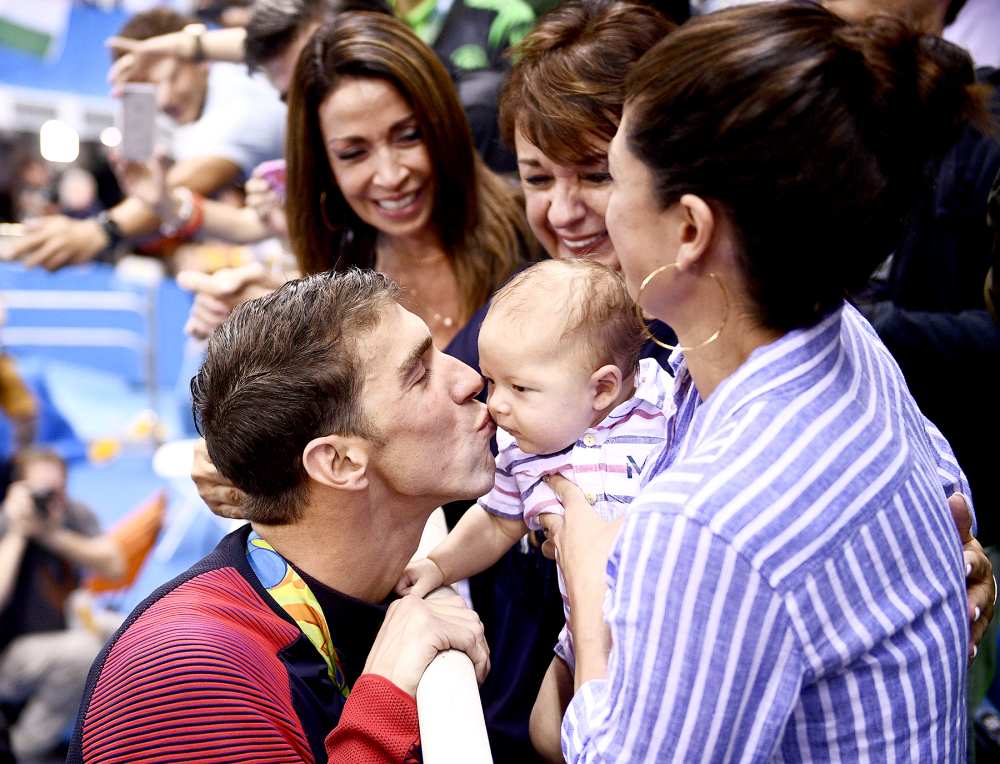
396 557 446 598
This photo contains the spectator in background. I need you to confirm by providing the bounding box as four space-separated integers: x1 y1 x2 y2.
397 0 535 169
57 168 102 221
245 0 393 96
10 156 56 223
109 0 393 101
399 0 534 72
107 0 397 257
196 0 256 28
108 0 521 169
0 449 124 762
822 2 1000 518
10 7 286 271
825 5 1000 744
0 328 38 496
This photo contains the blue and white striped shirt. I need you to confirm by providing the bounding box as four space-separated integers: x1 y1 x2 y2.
562 303 971 762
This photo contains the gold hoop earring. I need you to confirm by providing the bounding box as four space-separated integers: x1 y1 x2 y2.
319 191 336 232
636 263 730 353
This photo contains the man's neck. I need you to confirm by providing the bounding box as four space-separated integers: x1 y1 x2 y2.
251 489 432 604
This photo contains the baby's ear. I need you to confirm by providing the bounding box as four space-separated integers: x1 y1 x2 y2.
590 364 623 410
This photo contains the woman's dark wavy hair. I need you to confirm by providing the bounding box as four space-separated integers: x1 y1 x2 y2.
624 2 990 330
285 12 534 321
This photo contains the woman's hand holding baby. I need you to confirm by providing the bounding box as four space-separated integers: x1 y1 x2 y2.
540 475 623 583
396 557 446 598
541 474 624 689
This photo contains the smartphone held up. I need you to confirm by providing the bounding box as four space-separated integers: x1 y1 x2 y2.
120 83 158 162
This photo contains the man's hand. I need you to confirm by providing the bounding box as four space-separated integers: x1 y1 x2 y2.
245 170 288 239
2 482 51 539
192 438 247 519
177 263 275 339
112 152 175 223
396 557 445 598
106 33 193 96
7 216 107 270
363 591 490 697
949 493 995 661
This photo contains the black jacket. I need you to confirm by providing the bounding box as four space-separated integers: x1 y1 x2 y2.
862 67 1000 544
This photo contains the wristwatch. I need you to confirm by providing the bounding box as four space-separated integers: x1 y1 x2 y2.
96 210 124 258
183 23 208 63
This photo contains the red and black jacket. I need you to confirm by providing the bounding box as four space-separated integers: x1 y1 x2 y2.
67 524 420 763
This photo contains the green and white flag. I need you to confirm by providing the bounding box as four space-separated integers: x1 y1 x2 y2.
0 0 71 59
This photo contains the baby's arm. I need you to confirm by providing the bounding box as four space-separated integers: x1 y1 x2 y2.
397 505 528 597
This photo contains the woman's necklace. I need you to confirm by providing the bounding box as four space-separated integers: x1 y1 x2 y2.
375 242 460 333
408 286 457 329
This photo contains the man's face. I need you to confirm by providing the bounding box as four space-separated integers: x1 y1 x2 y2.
23 460 68 520
146 57 209 124
259 23 317 100
359 303 496 507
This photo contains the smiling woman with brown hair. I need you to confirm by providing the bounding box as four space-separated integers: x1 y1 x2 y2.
498 0 674 269
285 11 537 350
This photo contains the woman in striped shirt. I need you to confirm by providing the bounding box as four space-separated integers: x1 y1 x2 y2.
546 3 992 760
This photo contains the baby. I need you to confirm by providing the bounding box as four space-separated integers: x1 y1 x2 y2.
398 259 674 760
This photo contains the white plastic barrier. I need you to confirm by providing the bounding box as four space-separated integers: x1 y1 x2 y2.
414 509 493 763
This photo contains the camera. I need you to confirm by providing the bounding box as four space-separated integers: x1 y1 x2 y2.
31 489 56 519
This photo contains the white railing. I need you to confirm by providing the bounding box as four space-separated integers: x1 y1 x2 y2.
414 508 493 763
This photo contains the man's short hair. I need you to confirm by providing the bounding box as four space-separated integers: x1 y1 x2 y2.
945 0 969 26
191 269 399 524
244 0 391 71
113 8 195 60
14 447 67 480
489 259 644 375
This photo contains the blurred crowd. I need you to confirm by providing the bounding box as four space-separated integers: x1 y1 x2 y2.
0 0 999 762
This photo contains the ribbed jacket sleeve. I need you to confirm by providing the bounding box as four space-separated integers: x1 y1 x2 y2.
325 674 420 762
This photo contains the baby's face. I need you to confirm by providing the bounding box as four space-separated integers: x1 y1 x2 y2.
479 312 598 455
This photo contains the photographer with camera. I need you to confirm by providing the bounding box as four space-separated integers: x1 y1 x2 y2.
0 449 124 761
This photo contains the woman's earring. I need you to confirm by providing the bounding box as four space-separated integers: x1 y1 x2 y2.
319 191 337 232
635 263 730 353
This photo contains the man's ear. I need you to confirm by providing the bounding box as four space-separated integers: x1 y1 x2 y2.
301 435 370 492
589 364 624 411
674 193 716 272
